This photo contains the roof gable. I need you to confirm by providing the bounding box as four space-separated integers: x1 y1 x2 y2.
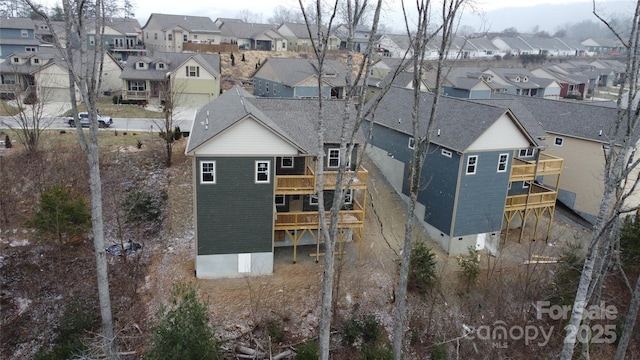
467 112 531 151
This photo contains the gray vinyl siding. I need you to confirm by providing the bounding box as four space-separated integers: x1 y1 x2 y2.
196 156 274 255
275 156 305 175
368 122 414 195
421 144 459 234
253 77 294 98
453 151 511 236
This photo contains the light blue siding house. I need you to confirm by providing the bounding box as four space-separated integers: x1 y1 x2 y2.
253 57 348 99
365 86 563 255
0 18 39 60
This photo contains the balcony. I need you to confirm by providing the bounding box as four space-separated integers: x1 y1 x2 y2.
505 183 557 211
275 165 368 195
510 154 563 182
274 199 365 231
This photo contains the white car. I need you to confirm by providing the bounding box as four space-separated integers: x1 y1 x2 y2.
65 112 113 128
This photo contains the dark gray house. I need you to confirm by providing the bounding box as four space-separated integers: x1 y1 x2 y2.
186 86 368 278
253 57 348 99
366 87 563 255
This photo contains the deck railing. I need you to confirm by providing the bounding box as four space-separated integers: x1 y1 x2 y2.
510 154 563 182
123 90 148 100
505 184 557 211
274 200 365 230
275 165 368 194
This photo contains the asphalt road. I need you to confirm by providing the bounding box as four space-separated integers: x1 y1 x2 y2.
0 116 194 133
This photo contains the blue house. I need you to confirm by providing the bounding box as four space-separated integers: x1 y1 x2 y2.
365 87 563 255
186 86 368 278
0 18 40 60
253 57 348 99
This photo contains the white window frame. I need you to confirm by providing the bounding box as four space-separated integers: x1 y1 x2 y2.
408 137 415 149
89 35 95 46
200 161 216 184
518 148 535 157
12 57 19 63
255 160 270 183
273 83 277 95
523 181 530 189
32 57 39 64
168 33 172 41
309 194 319 205
275 194 285 206
554 137 564 147
327 148 340 168
497 153 509 173
25 47 36 52
508 182 512 190
441 149 452 158
21 29 28 37
344 189 353 204
466 155 478 175
281 157 294 168
186 66 200 77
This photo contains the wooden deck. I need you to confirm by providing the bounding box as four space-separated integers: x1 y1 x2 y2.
275 165 368 195
505 184 557 211
274 200 365 231
510 154 563 182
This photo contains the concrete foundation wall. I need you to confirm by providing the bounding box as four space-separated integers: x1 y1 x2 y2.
196 252 273 278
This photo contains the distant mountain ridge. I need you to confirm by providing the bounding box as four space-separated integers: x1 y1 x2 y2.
462 1 631 33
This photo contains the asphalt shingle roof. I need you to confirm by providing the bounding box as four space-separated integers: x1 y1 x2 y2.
121 52 220 81
187 86 357 154
144 13 220 33
253 57 349 87
366 86 539 152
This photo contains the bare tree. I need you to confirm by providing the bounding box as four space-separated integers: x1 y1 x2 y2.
392 0 468 358
560 1 640 359
268 5 302 25
0 67 62 155
154 73 186 167
298 0 390 358
236 9 262 23
25 0 117 357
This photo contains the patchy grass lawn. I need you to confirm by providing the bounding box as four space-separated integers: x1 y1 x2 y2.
65 98 165 119
2 128 165 151
0 101 20 116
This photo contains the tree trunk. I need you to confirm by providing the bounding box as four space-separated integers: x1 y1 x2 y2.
615 271 640 359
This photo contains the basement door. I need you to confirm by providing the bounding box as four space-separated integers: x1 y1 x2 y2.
238 253 251 273
475 233 486 251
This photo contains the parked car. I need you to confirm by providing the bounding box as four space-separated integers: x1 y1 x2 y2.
64 111 113 128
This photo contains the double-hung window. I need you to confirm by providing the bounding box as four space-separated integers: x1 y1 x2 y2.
186 66 200 77
309 194 319 205
344 189 353 204
200 161 216 183
275 195 285 206
408 137 415 149
255 161 270 183
466 155 478 175
328 148 340 168
497 153 509 173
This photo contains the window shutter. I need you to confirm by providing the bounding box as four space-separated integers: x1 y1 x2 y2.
186 67 189 76
196 66 200 77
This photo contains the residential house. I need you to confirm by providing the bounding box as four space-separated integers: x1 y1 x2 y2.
33 20 66 46
463 36 504 59
334 24 371 53
373 34 412 59
142 13 221 53
440 67 493 99
581 38 625 56
217 20 286 51
481 95 624 224
541 61 602 95
368 58 407 80
365 70 431 102
252 57 348 99
185 86 368 277
531 65 588 99
87 17 144 62
120 52 220 108
277 22 339 52
516 36 574 57
590 59 626 86
483 68 561 98
365 86 563 254
0 48 122 102
491 36 536 57
0 18 40 60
